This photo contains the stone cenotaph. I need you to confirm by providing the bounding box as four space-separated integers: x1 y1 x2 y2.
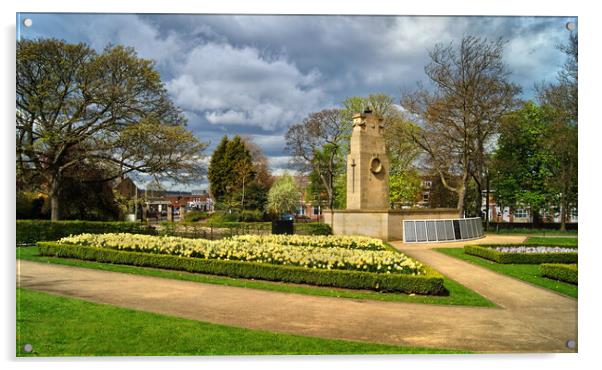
323 109 458 241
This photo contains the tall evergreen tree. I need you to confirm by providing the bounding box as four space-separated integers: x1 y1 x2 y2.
208 136 230 201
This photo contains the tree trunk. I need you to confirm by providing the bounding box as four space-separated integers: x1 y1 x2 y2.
474 178 482 219
456 184 466 218
559 190 567 231
485 172 491 230
49 174 61 221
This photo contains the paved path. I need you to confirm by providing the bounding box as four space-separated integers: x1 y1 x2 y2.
17 240 577 353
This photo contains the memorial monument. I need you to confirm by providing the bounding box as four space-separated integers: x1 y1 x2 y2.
323 109 462 241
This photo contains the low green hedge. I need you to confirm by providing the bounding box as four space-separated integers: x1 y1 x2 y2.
16 220 156 246
37 242 445 295
540 264 578 285
294 222 332 235
464 244 578 264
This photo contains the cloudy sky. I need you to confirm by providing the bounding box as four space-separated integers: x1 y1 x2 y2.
18 13 576 190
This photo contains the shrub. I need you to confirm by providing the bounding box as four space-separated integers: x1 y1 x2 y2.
464 244 577 264
295 222 332 235
540 264 578 284
37 242 445 294
208 211 241 223
238 209 265 222
16 220 156 246
183 210 209 222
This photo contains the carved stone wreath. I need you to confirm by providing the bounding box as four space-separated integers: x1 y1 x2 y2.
370 157 383 174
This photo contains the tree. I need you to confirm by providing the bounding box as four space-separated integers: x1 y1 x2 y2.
537 32 578 230
492 102 555 222
285 109 350 212
402 36 520 216
389 170 422 208
207 135 255 210
208 136 230 201
16 39 207 220
267 173 301 216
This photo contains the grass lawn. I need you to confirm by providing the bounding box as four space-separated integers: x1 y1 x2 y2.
16 288 466 356
17 246 494 307
486 229 577 236
524 236 578 247
435 248 577 298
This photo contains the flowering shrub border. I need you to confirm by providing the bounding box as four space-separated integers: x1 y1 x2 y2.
540 263 578 285
37 241 446 295
57 233 419 274
464 244 577 264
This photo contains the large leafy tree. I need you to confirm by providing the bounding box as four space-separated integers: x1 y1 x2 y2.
402 36 520 216
16 39 207 220
492 102 555 222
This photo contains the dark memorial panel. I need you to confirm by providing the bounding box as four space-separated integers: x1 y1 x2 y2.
426 221 437 241
452 220 461 239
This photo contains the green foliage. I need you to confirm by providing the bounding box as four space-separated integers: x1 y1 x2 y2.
389 170 422 208
540 264 577 285
267 173 301 216
183 210 210 222
492 102 556 215
16 220 155 246
38 242 445 294
464 244 577 264
294 222 332 235
207 135 255 208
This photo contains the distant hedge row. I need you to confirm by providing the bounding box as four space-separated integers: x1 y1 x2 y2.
540 264 578 285
464 244 578 264
16 220 156 246
37 242 445 295
17 220 332 245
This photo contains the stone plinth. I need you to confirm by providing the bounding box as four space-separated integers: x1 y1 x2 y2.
323 209 458 241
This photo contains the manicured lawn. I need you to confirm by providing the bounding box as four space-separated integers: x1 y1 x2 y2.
486 229 577 236
524 236 578 247
435 248 577 298
17 246 494 307
16 288 466 356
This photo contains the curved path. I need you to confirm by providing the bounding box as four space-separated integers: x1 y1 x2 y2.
16 236 577 353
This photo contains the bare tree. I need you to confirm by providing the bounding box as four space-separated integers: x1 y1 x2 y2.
402 36 520 216
285 109 351 212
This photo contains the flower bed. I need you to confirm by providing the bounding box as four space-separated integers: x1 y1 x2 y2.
464 244 577 264
493 246 576 254
540 263 578 285
37 233 445 294
230 234 387 251
57 233 419 274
